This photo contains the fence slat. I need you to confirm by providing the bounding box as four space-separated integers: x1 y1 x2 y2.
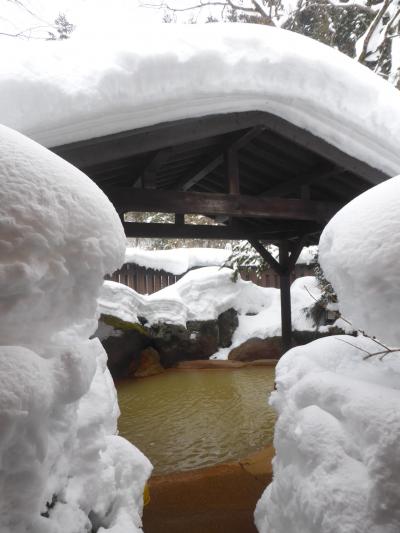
106 263 314 294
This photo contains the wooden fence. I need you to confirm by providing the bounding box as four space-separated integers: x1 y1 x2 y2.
106 262 315 294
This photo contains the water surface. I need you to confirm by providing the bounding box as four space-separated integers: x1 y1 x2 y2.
117 367 275 474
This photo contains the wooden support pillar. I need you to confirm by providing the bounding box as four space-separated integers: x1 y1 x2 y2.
225 148 240 194
249 237 305 356
279 241 292 353
174 213 184 225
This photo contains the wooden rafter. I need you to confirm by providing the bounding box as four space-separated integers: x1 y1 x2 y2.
261 164 341 198
176 126 264 191
52 111 388 186
135 148 175 188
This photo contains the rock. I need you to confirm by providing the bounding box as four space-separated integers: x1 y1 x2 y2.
228 337 282 362
187 319 220 356
133 347 165 378
151 320 219 367
95 314 151 378
97 307 241 371
218 308 239 348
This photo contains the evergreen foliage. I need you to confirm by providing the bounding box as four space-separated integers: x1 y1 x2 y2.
307 253 338 326
47 13 75 41
223 240 276 280
283 0 374 57
160 0 400 88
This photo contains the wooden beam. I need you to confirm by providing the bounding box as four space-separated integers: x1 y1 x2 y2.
174 213 184 225
301 185 311 200
51 111 388 186
123 221 319 241
123 222 256 240
177 152 223 191
287 238 305 271
136 148 174 188
248 239 283 275
52 113 264 169
261 165 341 197
105 187 341 222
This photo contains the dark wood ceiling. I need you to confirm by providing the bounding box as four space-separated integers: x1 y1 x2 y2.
51 110 389 245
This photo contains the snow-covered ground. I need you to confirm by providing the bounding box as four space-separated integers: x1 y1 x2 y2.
0 124 151 533
1 24 400 177
98 267 322 358
255 174 400 532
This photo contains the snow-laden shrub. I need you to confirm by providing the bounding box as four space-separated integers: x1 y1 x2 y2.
319 174 400 345
0 125 151 533
255 174 400 533
255 336 400 533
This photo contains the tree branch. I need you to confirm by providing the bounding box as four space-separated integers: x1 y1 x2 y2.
358 0 391 64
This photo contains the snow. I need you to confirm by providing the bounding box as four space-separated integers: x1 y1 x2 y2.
98 269 320 359
212 276 320 359
297 245 318 265
124 246 230 275
0 125 151 532
255 335 400 533
124 245 316 275
0 124 125 347
256 172 400 532
1 24 400 176
319 174 400 345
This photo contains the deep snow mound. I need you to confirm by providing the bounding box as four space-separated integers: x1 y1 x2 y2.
319 174 400 345
125 247 230 275
0 125 151 533
1 24 400 175
0 124 125 347
98 269 320 345
255 335 400 533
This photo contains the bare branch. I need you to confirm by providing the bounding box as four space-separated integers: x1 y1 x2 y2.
0 24 51 39
335 337 373 355
358 0 391 64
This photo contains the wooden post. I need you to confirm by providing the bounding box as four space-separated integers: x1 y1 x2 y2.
225 148 240 194
279 241 292 353
249 237 305 356
174 213 184 225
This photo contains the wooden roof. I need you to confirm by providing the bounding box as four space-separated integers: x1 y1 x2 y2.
51 110 389 245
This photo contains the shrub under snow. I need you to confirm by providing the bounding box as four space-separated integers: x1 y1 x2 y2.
319 174 400 345
255 174 400 533
0 124 151 533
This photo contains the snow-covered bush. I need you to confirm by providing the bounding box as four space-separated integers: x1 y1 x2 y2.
255 174 400 533
0 125 151 533
255 336 400 533
319 174 400 345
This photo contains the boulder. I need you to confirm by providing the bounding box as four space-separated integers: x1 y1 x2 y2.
95 314 151 378
132 347 165 378
218 308 239 347
97 307 241 371
187 319 220 356
150 320 219 367
228 337 282 362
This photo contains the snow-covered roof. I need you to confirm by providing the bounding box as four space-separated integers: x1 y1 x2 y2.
1 24 400 175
